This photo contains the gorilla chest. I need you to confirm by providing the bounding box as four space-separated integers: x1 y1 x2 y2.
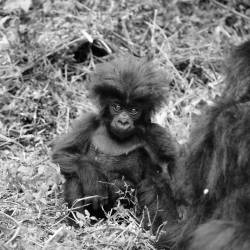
88 143 146 184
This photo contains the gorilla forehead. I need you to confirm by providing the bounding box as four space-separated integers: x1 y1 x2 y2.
90 55 169 113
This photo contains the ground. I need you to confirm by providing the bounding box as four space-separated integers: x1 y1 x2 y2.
0 0 250 249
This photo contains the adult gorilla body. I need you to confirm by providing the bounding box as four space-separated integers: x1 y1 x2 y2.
157 40 250 249
52 56 179 230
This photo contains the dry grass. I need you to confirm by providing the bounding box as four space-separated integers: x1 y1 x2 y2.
0 0 250 249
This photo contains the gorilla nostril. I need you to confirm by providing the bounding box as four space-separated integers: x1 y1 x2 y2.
118 120 129 126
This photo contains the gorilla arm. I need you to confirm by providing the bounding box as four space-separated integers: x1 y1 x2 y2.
52 113 100 175
52 113 111 214
136 123 179 232
144 123 179 177
137 175 179 233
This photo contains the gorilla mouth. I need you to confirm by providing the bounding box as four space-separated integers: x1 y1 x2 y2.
112 127 134 139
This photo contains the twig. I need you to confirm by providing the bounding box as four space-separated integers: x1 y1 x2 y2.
5 226 21 246
43 226 66 248
110 31 140 49
0 134 24 148
150 9 158 45
211 0 250 21
0 211 19 226
120 18 134 52
20 37 88 74
0 211 21 246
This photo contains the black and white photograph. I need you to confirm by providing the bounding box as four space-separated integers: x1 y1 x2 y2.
0 0 250 249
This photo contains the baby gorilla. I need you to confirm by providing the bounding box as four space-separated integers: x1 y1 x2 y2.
52 56 179 230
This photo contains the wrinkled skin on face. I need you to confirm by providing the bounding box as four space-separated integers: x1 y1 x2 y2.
109 102 142 140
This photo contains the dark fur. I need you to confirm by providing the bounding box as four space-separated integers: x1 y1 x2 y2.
52 56 179 229
91 56 169 116
157 40 250 249
137 175 179 233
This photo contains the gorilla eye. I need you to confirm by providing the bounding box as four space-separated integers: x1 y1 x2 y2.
129 108 138 115
112 103 121 112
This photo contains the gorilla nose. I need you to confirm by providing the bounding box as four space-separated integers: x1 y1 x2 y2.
118 119 130 128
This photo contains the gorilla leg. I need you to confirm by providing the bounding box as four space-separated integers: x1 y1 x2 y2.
76 159 111 217
137 176 178 233
64 177 85 213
